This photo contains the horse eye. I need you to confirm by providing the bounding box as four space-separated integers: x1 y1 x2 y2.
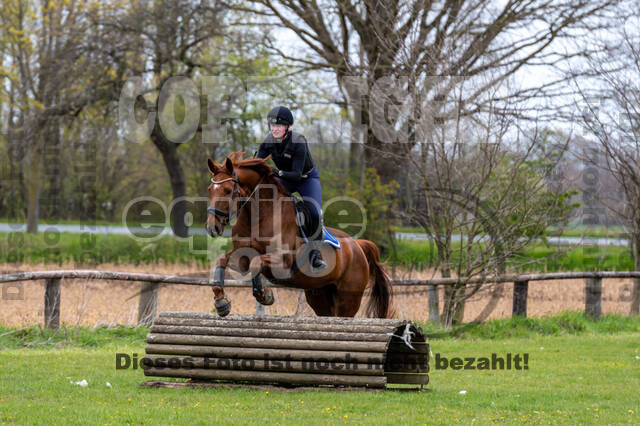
224 188 231 195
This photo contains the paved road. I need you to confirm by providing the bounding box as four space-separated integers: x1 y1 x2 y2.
0 223 217 236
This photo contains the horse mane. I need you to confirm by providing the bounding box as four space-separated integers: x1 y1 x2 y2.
236 157 291 196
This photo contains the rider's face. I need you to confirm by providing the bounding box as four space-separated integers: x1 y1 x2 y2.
270 124 288 140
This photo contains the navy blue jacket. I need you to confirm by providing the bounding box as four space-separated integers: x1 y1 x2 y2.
257 131 316 182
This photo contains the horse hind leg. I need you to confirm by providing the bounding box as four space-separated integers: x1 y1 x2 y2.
304 285 337 316
334 288 365 317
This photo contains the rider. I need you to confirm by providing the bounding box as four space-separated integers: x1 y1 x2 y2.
257 106 328 272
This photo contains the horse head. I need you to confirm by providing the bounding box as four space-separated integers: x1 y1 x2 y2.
205 152 278 237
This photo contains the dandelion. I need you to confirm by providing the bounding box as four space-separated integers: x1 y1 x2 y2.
344 415 348 418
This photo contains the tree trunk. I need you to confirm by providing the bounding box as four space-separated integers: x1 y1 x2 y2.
150 126 189 238
364 127 403 184
436 238 457 328
45 118 62 220
25 144 42 233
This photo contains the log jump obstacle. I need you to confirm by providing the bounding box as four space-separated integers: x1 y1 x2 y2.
142 312 429 389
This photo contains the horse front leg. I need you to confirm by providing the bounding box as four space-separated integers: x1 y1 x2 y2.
249 254 276 306
212 253 232 316
249 250 295 306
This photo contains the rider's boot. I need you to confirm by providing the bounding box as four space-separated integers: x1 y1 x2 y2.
309 248 327 272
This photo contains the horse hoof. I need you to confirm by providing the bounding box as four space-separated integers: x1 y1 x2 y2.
258 288 275 306
215 296 232 317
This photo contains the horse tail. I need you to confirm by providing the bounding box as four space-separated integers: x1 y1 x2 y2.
357 239 394 318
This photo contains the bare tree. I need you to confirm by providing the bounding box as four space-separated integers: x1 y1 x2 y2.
403 84 576 326
0 0 127 232
238 0 618 183
576 12 640 314
96 0 226 237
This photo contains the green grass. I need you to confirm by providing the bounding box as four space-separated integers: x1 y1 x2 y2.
420 311 640 339
546 224 627 238
0 218 165 227
0 313 638 424
0 228 634 272
0 232 230 266
384 239 634 272
398 224 629 238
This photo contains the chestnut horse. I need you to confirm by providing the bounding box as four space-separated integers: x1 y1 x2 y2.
205 152 393 318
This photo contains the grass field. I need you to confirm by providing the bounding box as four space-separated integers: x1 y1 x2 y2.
0 314 638 424
0 230 635 272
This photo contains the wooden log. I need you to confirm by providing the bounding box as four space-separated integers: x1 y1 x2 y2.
149 325 390 342
145 343 386 364
140 380 385 392
141 356 382 375
585 277 602 319
44 278 61 329
512 280 529 317
144 312 429 388
158 311 406 326
146 333 389 352
138 282 158 326
142 367 387 388
152 316 395 334
385 355 430 373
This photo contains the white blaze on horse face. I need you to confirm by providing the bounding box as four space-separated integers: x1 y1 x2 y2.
213 183 220 190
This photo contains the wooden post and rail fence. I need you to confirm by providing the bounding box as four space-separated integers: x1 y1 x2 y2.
1 270 639 329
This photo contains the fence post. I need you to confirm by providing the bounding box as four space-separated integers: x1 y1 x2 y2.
512 280 529 317
138 282 158 326
427 284 439 323
585 277 602 319
44 278 61 329
631 278 640 315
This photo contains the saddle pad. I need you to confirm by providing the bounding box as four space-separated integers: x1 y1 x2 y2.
322 226 341 249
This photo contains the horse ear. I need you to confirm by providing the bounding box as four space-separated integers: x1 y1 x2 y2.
207 158 218 174
228 151 245 164
223 157 234 174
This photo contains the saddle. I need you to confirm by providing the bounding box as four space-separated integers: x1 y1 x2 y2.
291 195 341 249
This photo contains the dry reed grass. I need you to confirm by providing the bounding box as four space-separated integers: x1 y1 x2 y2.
0 263 635 327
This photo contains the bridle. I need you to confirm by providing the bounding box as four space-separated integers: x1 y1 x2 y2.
207 170 266 226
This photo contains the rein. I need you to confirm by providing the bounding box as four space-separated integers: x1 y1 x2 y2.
207 171 267 225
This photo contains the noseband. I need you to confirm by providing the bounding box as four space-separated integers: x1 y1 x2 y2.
207 171 266 225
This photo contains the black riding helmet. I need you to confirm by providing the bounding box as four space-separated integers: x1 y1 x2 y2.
267 106 294 126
